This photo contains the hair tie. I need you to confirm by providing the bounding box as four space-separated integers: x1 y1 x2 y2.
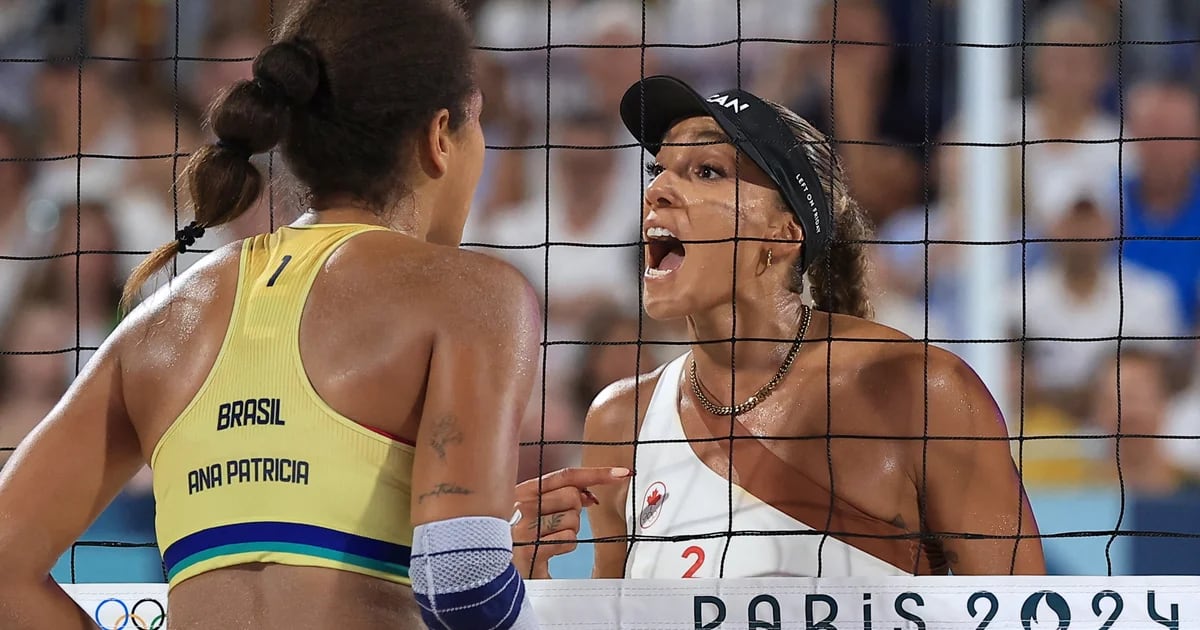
216 139 254 161
176 221 207 253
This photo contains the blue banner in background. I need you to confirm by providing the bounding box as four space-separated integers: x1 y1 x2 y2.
1027 488 1130 575
1129 490 1200 575
1025 488 1200 576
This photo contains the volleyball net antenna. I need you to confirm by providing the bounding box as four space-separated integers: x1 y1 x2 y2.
3 0 1200 627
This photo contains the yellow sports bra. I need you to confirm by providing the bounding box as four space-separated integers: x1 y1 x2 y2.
151 223 415 589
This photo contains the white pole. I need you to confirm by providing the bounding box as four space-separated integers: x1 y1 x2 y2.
959 1 1012 423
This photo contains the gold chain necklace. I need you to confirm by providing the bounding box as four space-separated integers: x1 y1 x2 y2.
688 305 812 417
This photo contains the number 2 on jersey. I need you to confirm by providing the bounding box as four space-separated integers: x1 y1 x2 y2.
681 546 705 578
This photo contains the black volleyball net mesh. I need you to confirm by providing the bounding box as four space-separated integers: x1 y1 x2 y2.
0 0 1198 590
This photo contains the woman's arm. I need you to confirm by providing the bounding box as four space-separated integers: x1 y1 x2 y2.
579 380 639 579
406 258 546 628
0 342 144 629
407 262 542 528
920 349 1046 575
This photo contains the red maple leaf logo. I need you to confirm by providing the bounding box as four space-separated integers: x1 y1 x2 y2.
648 488 662 505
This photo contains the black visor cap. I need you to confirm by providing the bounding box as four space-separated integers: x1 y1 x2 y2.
620 75 833 272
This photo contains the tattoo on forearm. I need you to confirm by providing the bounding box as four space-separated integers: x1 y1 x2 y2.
428 414 464 461
418 483 473 503
528 512 564 532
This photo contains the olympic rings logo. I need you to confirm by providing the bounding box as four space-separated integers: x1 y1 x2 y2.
92 598 166 630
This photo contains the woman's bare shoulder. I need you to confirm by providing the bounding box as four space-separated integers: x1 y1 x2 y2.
825 313 1000 433
585 358 678 442
116 242 246 352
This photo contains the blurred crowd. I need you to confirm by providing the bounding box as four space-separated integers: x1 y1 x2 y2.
2 0 1200 559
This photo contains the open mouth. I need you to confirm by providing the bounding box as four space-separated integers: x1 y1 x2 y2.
645 226 686 279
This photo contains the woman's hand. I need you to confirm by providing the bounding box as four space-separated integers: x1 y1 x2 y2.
511 467 631 579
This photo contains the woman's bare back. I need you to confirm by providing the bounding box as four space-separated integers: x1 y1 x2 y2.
167 563 422 629
117 225 515 628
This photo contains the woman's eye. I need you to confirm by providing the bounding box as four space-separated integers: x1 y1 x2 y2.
643 162 724 179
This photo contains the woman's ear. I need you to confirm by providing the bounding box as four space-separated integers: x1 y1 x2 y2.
418 108 453 178
772 216 805 264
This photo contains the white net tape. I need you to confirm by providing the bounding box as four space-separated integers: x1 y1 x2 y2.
66 577 1198 629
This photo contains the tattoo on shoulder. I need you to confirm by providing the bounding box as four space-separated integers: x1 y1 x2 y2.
428 414 464 461
418 483 473 503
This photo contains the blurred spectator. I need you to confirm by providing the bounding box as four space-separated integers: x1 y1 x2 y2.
658 0 821 96
476 0 665 225
472 51 532 220
866 243 951 343
0 120 35 224
25 202 125 373
1010 1 1120 235
1012 400 1104 489
89 0 271 90
475 0 591 51
1121 82 1200 328
516 379 578 483
517 306 681 482
0 0 46 123
0 119 57 330
28 62 134 207
1091 348 1196 494
880 1 1121 349
575 1 663 119
1074 0 1200 89
569 308 673 419
1162 331 1200 481
572 1 664 203
776 0 926 223
90 0 168 63
188 22 266 116
110 86 206 278
466 108 645 377
0 298 72 469
873 127 996 349
1008 197 1183 420
473 0 597 130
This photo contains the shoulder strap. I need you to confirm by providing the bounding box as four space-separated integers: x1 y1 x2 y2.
638 353 689 442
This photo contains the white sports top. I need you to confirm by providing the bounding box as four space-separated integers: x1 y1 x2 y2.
624 354 913 578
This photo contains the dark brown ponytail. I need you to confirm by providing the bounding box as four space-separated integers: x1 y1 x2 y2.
120 41 321 311
766 101 874 320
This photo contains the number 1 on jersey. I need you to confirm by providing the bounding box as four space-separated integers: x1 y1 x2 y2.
267 255 293 287
682 546 705 578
